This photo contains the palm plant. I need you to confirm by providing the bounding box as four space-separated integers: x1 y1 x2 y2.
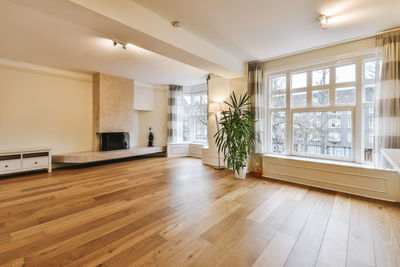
214 92 258 176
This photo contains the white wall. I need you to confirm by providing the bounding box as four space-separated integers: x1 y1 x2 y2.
262 37 375 73
0 64 92 154
138 86 168 147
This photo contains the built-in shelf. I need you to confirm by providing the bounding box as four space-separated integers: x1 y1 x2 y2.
52 146 166 164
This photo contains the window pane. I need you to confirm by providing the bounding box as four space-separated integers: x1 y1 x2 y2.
312 89 329 106
292 92 307 107
364 61 376 80
184 95 191 105
271 75 286 92
291 72 307 89
271 111 286 153
363 107 374 162
193 95 201 105
271 94 286 108
312 68 330 86
293 111 352 158
336 64 356 83
364 86 375 103
336 87 355 105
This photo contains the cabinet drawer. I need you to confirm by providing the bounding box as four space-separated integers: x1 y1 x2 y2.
0 159 21 172
22 156 49 169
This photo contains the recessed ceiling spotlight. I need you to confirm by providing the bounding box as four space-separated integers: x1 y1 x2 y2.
171 21 181 28
318 14 328 30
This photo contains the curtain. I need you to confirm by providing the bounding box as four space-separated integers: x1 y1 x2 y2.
248 63 265 154
376 30 400 167
167 85 184 143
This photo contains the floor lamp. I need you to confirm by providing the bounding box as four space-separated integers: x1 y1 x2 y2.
209 102 227 170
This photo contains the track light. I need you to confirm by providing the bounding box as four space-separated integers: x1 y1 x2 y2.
112 40 128 50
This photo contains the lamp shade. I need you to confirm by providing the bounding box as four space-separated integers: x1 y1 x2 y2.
209 102 229 113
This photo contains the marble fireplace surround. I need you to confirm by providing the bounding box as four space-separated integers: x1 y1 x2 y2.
92 73 134 151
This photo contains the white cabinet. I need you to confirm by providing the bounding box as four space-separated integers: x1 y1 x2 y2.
0 148 52 175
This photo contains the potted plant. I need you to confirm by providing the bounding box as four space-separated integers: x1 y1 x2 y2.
214 92 258 179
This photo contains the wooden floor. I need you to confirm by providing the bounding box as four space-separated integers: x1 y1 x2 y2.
0 157 399 267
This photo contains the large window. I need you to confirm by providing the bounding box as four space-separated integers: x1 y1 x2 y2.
268 56 376 163
183 91 208 143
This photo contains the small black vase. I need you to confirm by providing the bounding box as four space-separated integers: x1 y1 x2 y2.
148 127 154 147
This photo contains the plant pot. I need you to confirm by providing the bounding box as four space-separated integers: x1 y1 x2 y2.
234 166 247 179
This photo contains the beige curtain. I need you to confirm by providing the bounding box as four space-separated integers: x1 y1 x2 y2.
376 30 400 166
248 63 265 154
167 85 183 143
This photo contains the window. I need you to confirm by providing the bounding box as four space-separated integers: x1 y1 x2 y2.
271 111 286 153
183 91 208 143
291 72 307 89
312 68 330 86
312 89 329 106
336 64 356 83
292 111 350 158
270 75 286 108
362 59 376 162
268 56 375 162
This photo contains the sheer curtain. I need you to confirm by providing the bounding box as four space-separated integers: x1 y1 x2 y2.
375 29 400 167
167 85 184 143
248 63 265 154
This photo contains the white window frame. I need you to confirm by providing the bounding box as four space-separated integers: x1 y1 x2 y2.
266 54 375 163
183 91 208 144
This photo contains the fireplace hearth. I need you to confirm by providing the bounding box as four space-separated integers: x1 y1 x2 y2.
98 132 129 151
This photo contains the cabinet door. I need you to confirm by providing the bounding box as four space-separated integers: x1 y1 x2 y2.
0 158 21 173
22 156 49 169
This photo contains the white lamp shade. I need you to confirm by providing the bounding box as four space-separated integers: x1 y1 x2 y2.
209 102 229 113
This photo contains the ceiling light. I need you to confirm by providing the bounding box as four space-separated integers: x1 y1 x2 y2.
318 15 328 30
112 40 128 50
171 21 181 28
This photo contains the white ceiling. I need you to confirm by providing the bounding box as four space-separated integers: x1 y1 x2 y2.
1 0 399 86
133 0 400 61
0 1 209 85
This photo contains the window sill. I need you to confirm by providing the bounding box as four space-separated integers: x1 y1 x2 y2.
263 153 393 171
168 142 206 146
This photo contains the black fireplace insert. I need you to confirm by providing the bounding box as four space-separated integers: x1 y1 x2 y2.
99 132 129 151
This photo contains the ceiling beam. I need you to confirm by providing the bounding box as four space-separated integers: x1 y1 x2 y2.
15 0 243 79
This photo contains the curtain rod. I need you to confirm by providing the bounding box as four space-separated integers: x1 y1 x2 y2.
377 27 400 35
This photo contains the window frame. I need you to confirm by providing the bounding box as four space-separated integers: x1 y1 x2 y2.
266 54 375 163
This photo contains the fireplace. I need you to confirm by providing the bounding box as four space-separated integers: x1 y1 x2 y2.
98 132 129 151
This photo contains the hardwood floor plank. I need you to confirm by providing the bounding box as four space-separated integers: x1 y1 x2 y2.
346 198 376 267
316 194 351 267
369 200 400 267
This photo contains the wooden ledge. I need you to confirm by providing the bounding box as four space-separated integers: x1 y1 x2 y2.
52 146 166 164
